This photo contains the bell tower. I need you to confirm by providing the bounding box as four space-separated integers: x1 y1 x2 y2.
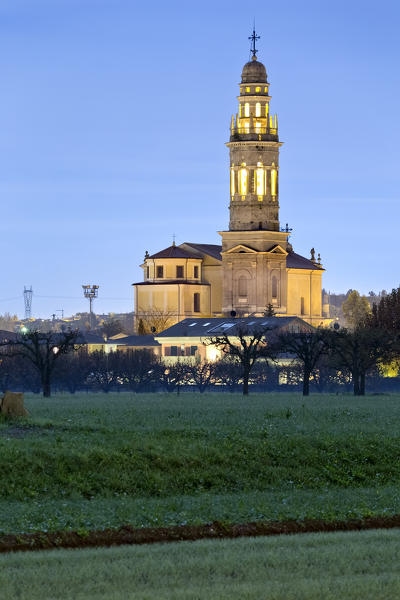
228 31 282 231
220 30 290 316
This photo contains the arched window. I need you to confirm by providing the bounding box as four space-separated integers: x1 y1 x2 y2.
244 103 250 117
271 168 277 196
300 297 305 315
230 168 235 195
255 86 261 93
255 102 261 117
238 276 247 297
239 168 248 195
256 162 264 196
272 275 278 299
239 104 242 117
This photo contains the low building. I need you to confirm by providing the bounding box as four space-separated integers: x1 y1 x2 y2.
154 316 314 364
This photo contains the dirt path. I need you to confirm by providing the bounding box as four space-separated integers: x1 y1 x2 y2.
2 515 400 553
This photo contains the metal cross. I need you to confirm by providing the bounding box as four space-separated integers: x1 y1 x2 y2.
249 26 260 57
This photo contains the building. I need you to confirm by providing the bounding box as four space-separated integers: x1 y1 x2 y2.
154 316 314 364
133 33 330 331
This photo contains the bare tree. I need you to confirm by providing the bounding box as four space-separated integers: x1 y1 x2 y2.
214 357 242 392
276 329 327 396
1 330 81 397
205 325 275 395
187 361 217 393
156 361 189 393
136 308 175 334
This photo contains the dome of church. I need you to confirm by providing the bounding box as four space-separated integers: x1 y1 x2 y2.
241 57 267 83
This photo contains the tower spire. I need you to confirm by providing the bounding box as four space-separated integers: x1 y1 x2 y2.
248 24 260 59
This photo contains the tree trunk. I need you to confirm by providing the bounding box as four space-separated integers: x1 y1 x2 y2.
243 370 249 395
302 368 311 396
352 370 360 395
360 372 366 396
42 377 51 397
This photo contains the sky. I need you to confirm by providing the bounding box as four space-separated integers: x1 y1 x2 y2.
0 0 399 318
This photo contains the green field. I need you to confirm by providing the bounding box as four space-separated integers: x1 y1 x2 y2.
1 528 400 599
0 392 400 534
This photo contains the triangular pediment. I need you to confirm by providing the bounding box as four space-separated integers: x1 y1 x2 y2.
223 244 258 254
267 244 288 256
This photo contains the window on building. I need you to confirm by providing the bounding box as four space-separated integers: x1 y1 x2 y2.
245 86 250 92
238 276 247 297
255 86 261 92
265 104 269 117
272 275 278 299
193 293 200 313
170 346 178 356
230 167 235 195
255 102 261 117
271 168 277 196
190 345 198 356
244 103 250 117
156 265 164 278
301 297 305 315
194 265 199 278
146 266 149 278
239 104 242 117
264 86 268 93
256 165 264 196
239 167 248 195
176 265 184 278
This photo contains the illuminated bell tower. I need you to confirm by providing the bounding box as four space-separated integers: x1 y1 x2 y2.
228 34 281 231
220 30 290 316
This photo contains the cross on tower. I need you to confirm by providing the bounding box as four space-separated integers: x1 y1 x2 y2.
248 26 260 58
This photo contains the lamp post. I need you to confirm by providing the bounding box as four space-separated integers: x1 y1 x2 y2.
82 285 99 329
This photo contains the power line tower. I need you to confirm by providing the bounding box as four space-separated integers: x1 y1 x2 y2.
82 285 99 329
23 286 33 319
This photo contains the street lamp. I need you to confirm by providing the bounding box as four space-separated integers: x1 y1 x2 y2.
82 285 99 330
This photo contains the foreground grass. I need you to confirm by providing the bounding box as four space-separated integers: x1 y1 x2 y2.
1 528 400 599
1 392 400 533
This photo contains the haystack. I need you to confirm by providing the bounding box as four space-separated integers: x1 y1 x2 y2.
0 391 28 417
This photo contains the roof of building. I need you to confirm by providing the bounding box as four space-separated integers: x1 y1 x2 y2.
111 334 160 347
146 244 322 270
182 243 222 261
241 57 268 83
148 245 199 259
155 316 314 339
286 251 324 271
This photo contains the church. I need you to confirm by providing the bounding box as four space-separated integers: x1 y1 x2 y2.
133 34 330 331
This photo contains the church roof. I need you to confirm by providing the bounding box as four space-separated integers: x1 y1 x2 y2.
183 243 222 261
286 251 324 271
148 245 199 259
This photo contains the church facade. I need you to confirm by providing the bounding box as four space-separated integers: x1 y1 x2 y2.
133 41 330 331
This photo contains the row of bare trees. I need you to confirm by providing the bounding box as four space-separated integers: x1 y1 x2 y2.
0 324 399 397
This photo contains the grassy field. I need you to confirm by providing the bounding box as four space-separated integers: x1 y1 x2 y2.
1 528 400 599
0 392 400 534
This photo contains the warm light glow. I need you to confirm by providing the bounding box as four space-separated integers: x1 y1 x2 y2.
265 104 269 117
207 346 220 362
230 168 235 195
271 168 277 196
256 167 264 195
245 86 250 92
255 102 261 117
239 168 248 195
264 86 268 93
244 121 249 133
269 115 273 128
239 104 242 117
255 86 261 92
244 103 250 117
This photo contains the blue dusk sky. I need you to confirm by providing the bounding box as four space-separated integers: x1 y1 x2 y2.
0 0 399 318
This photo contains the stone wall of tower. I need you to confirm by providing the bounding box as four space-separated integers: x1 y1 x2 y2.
228 141 281 231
